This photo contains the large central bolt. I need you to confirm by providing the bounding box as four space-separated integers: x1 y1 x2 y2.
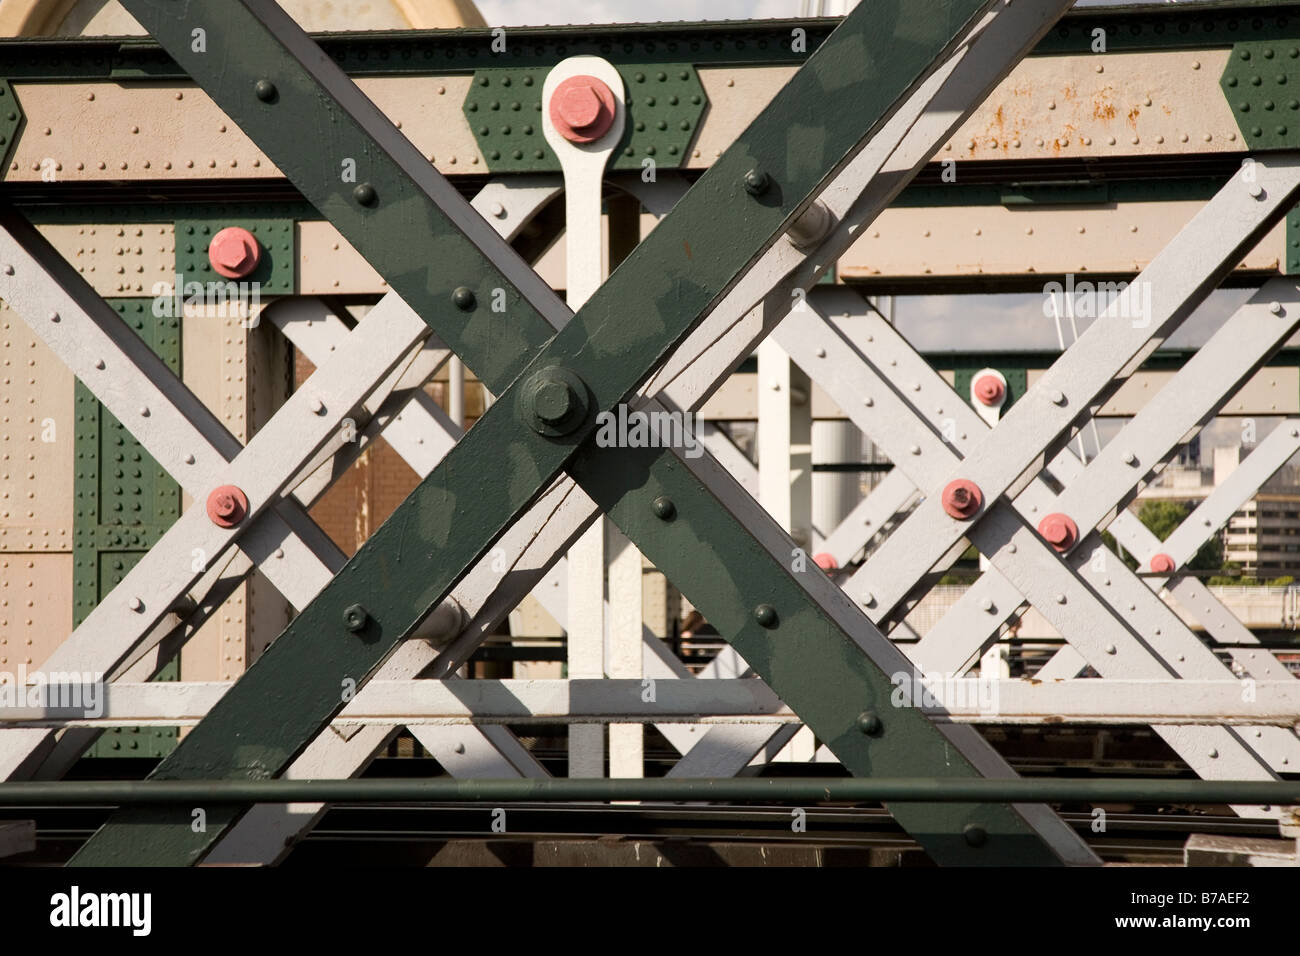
973 374 1005 406
941 479 983 520
208 227 261 279
533 379 577 426
521 366 590 437
1038 512 1079 552
206 484 249 528
549 75 617 143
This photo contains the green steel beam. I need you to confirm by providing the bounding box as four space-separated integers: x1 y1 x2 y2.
73 300 183 760
71 0 1076 867
7 777 1300 806
4 3 1300 83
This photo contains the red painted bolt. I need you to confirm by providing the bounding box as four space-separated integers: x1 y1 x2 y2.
973 374 1005 406
1150 553 1176 574
1038 513 1079 552
549 75 617 143
941 479 983 520
206 484 249 528
208 226 261 279
814 552 838 571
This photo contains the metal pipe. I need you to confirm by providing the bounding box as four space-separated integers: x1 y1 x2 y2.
0 778 1297 806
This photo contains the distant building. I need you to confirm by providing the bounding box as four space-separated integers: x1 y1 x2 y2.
1137 443 1300 578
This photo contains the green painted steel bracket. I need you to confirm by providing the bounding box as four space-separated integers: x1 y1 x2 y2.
463 65 706 173
175 218 295 295
74 0 1074 867
74 300 182 759
1287 205 1300 273
1221 38 1300 149
0 80 24 179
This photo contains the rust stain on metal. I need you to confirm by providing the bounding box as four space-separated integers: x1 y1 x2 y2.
683 240 693 260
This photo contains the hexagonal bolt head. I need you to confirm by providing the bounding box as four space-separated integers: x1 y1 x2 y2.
343 603 369 633
533 380 577 425
1149 553 1176 574
1037 513 1079 552
205 484 249 528
549 75 616 143
208 227 261 279
973 374 1006 406
940 479 983 520
521 366 589 437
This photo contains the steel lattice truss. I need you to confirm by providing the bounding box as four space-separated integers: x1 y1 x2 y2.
2 0 1300 866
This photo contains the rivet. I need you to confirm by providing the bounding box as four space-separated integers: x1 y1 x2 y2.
754 603 778 628
1104 644 1116 655
353 183 377 206
1270 300 1284 315
48 312 59 323
856 710 882 736
310 398 325 414
1048 390 1065 405
1054 593 1066 604
743 169 770 196
651 496 676 520
941 479 983 520
1208 748 1219 759
254 79 277 102
452 286 476 311
128 597 143 612
963 824 987 848
489 202 506 218
860 591 875 608
1123 451 1137 465
979 598 994 612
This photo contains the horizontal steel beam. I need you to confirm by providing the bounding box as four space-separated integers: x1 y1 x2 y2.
4 678 1300 727
3 777 1299 806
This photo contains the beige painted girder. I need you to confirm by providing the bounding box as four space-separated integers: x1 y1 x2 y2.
840 200 1284 280
0 47 1250 184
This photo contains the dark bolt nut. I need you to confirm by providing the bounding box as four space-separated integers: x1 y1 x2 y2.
754 603 778 628
963 824 988 848
353 182 377 206
343 603 369 632
520 366 589 437
743 169 770 196
857 710 882 736
652 496 676 520
533 380 576 425
255 79 277 102
452 286 477 311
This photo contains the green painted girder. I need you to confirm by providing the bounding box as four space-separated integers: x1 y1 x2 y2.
1221 39 1300 150
3 4 1300 83
0 80 23 178
73 299 182 759
72 0 1079 867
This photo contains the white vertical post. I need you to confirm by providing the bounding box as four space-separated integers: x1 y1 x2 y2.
812 420 862 550
607 525 644 779
447 356 465 429
757 339 815 762
545 56 627 779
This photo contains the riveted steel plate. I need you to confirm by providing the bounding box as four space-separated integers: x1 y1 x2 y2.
174 218 295 296
464 65 706 172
